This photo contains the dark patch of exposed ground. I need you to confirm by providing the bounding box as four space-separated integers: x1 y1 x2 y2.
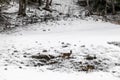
108 42 120 47
1 42 120 75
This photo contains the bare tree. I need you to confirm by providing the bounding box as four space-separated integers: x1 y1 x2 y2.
18 0 27 16
43 0 52 12
105 1 108 15
111 0 115 15
45 0 50 8
38 0 42 6
49 0 52 6
86 0 90 7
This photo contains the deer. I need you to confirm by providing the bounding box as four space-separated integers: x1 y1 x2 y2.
81 65 95 72
61 50 72 59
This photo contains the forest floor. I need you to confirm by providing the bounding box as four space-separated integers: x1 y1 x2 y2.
0 0 120 80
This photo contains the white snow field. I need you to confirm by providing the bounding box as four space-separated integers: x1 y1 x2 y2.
0 0 120 80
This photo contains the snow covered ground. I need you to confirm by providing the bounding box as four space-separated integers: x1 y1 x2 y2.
0 0 120 80
0 18 120 80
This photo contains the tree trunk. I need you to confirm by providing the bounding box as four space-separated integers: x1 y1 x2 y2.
45 0 49 8
38 0 42 6
49 0 52 6
105 1 107 15
86 0 90 7
18 0 27 16
111 0 115 15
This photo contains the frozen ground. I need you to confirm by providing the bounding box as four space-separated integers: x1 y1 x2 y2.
0 0 120 80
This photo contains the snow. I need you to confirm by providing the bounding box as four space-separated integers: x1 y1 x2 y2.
0 18 120 80
0 0 120 80
0 69 120 80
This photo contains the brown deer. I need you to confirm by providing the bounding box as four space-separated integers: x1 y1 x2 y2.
61 50 72 59
81 65 95 72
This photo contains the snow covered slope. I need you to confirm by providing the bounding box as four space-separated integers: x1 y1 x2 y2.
0 0 120 80
0 18 120 80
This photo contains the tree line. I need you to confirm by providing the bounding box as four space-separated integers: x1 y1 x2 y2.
78 0 120 16
19 0 53 16
0 0 53 17
0 0 120 19
1 0 120 17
